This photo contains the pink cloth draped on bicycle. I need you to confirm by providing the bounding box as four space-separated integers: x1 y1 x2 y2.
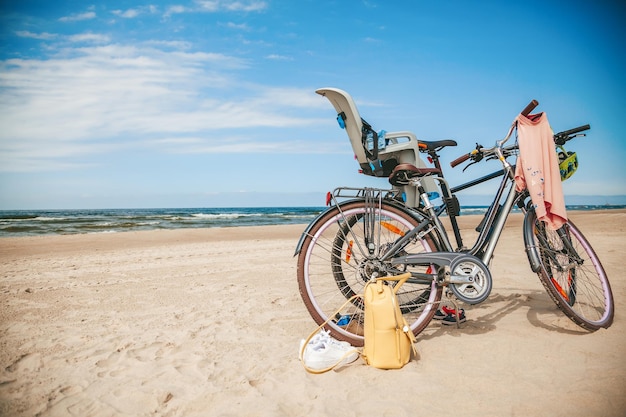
514 112 567 230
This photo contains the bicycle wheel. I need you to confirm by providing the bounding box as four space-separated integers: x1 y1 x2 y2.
526 210 614 330
297 200 443 346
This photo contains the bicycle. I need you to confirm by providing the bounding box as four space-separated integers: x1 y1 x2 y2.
295 88 614 346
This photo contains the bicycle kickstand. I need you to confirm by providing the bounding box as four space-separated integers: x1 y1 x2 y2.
445 289 464 329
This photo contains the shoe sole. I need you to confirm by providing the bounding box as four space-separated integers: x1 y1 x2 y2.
441 316 467 325
303 352 359 370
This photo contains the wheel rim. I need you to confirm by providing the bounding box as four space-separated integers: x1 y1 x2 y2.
535 219 613 327
300 204 441 344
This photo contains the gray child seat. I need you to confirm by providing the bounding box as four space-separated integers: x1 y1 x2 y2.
316 87 440 207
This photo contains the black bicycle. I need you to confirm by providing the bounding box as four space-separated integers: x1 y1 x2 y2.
296 89 614 346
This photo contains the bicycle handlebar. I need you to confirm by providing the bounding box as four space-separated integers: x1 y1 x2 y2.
450 152 471 168
520 99 539 117
553 124 590 145
450 100 591 169
555 124 590 138
450 99 538 168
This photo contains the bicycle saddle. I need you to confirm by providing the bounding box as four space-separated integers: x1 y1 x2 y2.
418 139 457 152
388 163 441 186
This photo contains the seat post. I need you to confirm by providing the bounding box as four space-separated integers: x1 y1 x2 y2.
428 148 464 250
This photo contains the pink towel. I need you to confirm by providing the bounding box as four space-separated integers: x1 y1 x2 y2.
514 112 567 230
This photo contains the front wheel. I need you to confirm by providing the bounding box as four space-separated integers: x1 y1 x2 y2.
525 210 614 330
297 200 443 346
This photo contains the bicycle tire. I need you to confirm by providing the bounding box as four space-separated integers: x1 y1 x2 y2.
526 210 614 330
297 200 443 346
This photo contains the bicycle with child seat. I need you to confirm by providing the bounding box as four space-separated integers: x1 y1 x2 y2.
295 96 614 347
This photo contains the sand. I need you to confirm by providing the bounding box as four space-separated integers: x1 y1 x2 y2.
0 210 625 417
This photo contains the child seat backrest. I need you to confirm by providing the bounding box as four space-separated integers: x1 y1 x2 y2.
316 87 439 206
316 87 371 170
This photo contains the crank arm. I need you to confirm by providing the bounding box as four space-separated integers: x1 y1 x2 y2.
449 274 477 285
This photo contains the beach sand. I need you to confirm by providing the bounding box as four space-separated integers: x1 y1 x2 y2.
1 210 625 417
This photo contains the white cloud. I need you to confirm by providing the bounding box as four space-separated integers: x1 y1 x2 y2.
145 40 193 50
15 30 110 44
193 0 268 13
265 54 292 61
59 11 96 22
163 1 267 18
15 31 58 40
195 1 220 11
222 1 268 12
151 135 342 154
112 5 160 18
164 5 189 17
112 9 140 18
224 22 250 30
67 33 111 44
0 41 326 173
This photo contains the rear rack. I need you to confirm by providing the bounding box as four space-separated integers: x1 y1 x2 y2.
329 186 402 206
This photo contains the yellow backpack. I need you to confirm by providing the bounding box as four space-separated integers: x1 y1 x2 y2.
362 273 418 369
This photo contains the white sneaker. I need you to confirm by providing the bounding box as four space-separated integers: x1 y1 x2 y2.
299 330 358 370
299 329 350 360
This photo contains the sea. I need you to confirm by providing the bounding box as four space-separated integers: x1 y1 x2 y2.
0 205 624 237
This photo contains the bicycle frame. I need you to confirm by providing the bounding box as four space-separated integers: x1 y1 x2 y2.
433 165 526 264
363 163 520 269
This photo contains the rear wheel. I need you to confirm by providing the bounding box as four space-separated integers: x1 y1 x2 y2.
297 200 443 346
527 210 614 330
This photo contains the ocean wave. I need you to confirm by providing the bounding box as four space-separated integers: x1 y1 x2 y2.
1 204 622 237
190 212 261 219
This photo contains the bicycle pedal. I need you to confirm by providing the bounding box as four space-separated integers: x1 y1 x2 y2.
436 265 451 286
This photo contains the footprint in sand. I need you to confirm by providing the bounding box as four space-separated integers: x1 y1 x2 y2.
5 352 43 373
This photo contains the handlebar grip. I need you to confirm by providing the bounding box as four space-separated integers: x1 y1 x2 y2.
450 153 471 168
557 124 590 137
520 99 539 117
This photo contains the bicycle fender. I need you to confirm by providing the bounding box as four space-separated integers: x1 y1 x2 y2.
522 208 542 273
293 198 420 256
293 204 338 257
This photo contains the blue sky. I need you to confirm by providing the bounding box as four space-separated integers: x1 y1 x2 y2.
1 0 624 209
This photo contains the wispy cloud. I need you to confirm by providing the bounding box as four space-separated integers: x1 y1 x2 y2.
152 135 342 154
265 54 292 61
163 5 189 17
194 1 220 12
112 9 140 18
58 11 96 22
15 31 58 40
0 39 324 172
15 30 110 44
163 1 267 18
195 1 268 12
222 1 268 12
223 22 250 30
111 6 159 19
67 33 111 44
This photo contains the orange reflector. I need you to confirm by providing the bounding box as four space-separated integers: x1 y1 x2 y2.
381 221 405 236
551 277 570 303
345 240 354 263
